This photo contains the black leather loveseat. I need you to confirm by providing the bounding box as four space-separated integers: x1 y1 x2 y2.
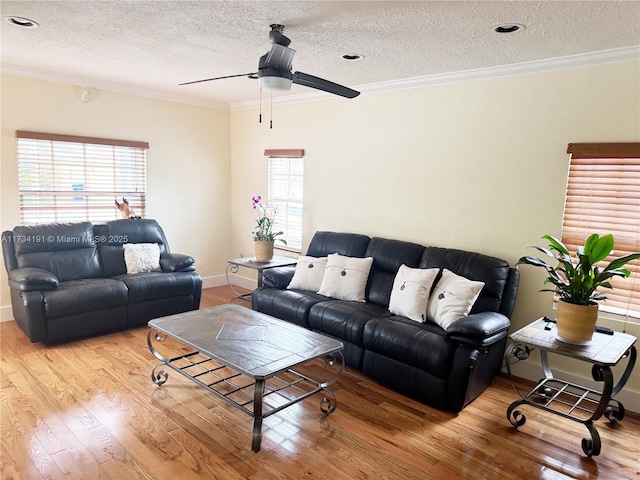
2 219 202 343
252 231 519 412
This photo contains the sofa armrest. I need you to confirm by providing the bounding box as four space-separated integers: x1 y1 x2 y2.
262 266 296 289
446 311 511 347
160 253 195 272
9 267 59 291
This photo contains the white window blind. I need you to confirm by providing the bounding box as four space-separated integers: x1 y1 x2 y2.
563 143 640 318
265 149 304 253
16 131 148 224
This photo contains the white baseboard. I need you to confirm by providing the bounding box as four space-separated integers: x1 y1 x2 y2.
504 357 639 415
1 305 13 322
201 274 227 289
202 274 257 291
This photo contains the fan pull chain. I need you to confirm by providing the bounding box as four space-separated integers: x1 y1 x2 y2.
270 93 273 129
259 87 262 124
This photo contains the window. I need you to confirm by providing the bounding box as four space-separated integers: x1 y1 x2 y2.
16 131 148 224
265 149 304 252
563 143 640 318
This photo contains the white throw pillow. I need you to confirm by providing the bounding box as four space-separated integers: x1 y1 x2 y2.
427 268 485 330
123 243 161 274
317 253 374 302
388 265 440 323
287 256 328 291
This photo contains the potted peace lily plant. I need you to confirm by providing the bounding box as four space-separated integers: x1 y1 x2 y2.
251 195 286 262
517 233 640 344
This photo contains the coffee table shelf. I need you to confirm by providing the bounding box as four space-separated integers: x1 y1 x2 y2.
147 305 344 452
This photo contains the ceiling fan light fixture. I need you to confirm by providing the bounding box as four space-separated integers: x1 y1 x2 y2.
259 75 292 92
5 16 39 28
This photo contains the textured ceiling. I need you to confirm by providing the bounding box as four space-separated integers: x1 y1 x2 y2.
2 1 639 107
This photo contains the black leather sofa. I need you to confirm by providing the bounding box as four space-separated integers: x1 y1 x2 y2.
2 219 202 343
252 231 519 412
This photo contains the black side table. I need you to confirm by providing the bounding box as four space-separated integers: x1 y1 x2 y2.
226 256 297 300
505 318 636 457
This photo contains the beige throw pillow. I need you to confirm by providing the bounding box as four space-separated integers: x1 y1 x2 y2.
427 268 484 329
317 253 374 302
389 265 440 322
287 256 328 291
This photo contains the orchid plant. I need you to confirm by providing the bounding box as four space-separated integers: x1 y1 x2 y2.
251 195 287 245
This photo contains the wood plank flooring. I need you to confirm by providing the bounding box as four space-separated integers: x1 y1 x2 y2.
1 286 638 479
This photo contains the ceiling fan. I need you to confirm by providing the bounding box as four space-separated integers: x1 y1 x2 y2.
179 24 360 99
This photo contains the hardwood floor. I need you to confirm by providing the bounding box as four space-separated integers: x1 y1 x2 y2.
1 286 638 479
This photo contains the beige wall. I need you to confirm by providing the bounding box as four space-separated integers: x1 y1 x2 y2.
230 61 640 408
0 74 231 310
2 61 639 409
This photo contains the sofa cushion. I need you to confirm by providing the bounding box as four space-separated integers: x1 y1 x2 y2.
363 316 453 379
251 287 327 329
427 269 484 329
308 300 391 347
317 254 373 302
43 278 128 318
287 256 328 291
117 272 200 303
95 219 169 276
12 222 101 281
306 231 370 258
364 237 425 307
389 265 439 323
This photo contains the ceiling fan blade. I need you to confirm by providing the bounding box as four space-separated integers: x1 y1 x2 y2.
179 72 257 86
292 72 360 98
266 44 295 70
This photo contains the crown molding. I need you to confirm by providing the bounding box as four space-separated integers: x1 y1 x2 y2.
3 45 638 112
230 45 640 111
0 63 230 111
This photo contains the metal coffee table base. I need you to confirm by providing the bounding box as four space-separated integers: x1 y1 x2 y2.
147 330 344 452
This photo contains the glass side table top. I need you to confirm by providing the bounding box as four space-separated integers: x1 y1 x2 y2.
510 318 636 365
228 255 297 269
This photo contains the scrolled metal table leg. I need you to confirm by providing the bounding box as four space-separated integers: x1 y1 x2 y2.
320 388 337 415
251 379 265 452
151 364 169 386
318 351 344 389
581 422 601 457
507 399 527 428
251 418 263 453
148 330 171 386
226 264 249 300
147 330 169 362
505 342 531 397
605 400 625 424
590 364 614 421
603 346 635 425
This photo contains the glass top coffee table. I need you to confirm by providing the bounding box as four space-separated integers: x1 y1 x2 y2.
147 304 344 452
